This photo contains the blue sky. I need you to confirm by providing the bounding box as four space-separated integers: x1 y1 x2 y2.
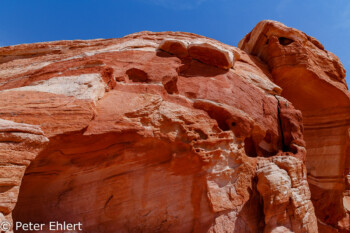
1 0 349 84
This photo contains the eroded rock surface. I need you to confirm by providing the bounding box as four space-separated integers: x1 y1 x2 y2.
239 20 350 232
0 119 48 233
0 20 348 232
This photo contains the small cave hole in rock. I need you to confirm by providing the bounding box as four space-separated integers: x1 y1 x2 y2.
185 92 197 99
206 110 230 131
258 131 278 157
126 68 149 82
278 37 294 46
231 122 236 127
244 137 257 157
162 76 178 94
193 102 231 132
194 129 208 140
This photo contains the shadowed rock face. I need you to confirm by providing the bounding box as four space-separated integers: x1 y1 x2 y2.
0 20 347 233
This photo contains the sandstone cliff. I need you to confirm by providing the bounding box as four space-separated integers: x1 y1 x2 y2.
0 20 348 233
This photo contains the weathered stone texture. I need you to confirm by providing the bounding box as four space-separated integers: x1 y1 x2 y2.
0 20 348 232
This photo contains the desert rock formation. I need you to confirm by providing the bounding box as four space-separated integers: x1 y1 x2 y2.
239 20 350 232
0 20 348 232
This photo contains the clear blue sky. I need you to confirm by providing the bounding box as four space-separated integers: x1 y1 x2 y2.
1 0 349 84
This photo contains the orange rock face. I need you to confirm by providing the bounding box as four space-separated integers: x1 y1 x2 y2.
239 20 350 232
0 20 347 233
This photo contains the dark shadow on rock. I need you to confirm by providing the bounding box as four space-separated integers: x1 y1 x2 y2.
178 59 228 78
234 177 265 233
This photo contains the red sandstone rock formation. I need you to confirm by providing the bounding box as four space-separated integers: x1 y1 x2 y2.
239 20 350 232
0 20 347 233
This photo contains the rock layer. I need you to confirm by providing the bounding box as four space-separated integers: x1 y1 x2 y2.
0 21 347 232
0 119 48 233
